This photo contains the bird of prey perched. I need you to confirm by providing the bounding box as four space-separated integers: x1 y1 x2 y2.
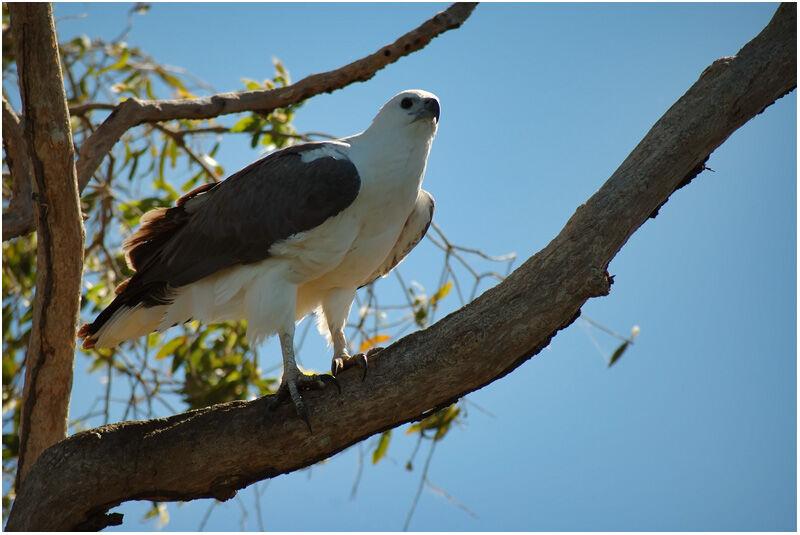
79 89 440 430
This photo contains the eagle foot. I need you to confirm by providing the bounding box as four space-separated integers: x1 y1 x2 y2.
331 347 384 380
266 373 340 433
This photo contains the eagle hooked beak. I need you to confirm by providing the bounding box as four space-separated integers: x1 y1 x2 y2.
415 98 440 123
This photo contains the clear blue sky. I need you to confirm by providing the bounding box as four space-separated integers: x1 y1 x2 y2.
48 2 796 531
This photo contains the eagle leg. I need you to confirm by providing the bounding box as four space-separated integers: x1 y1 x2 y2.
331 347 384 380
266 328 340 433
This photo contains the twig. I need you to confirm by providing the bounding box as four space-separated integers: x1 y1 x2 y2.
349 443 365 500
580 313 634 343
153 123 221 181
197 499 216 531
425 477 478 519
463 397 496 419
252 481 266 531
403 439 437 531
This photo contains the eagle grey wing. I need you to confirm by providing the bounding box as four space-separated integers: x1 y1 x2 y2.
361 189 434 287
130 142 360 288
83 143 360 338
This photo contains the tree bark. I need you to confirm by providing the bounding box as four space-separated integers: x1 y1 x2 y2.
6 2 796 531
8 3 85 491
1 2 478 242
2 96 35 241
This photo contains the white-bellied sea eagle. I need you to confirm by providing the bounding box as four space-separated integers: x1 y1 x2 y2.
78 89 440 431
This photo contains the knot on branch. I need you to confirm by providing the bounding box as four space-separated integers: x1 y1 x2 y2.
210 474 244 501
73 511 123 531
433 2 478 29
700 56 734 81
584 267 612 298
117 96 144 117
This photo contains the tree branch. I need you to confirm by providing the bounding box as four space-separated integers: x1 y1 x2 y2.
2 95 36 240
9 3 85 490
2 2 478 242
74 3 477 200
6 3 795 530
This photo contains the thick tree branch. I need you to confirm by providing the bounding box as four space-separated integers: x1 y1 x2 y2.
1 2 477 242
2 96 36 240
6 3 795 531
9 3 85 490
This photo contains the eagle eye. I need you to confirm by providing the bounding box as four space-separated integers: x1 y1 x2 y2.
400 97 413 109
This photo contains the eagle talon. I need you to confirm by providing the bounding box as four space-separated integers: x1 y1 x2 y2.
355 353 368 381
316 373 341 394
331 347 383 381
265 372 340 433
331 353 364 378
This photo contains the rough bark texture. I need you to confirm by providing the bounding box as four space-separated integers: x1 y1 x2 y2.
1 2 478 242
9 3 85 490
2 96 35 240
6 4 795 531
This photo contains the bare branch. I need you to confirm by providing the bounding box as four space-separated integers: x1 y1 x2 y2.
74 3 477 191
6 3 795 530
68 102 117 115
2 2 478 242
2 96 36 240
9 3 85 490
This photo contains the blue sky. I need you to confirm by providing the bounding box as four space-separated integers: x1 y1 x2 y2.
45 2 796 531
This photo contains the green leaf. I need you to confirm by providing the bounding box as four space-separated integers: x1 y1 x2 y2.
127 152 140 181
170 352 184 374
154 177 179 200
230 115 258 133
414 307 428 327
87 356 108 373
259 133 275 147
273 58 288 79
608 341 630 367
155 336 185 360
70 35 91 53
142 502 160 520
158 138 168 179
241 78 261 91
430 281 452 306
158 70 186 91
167 138 178 168
2 433 19 459
97 48 130 75
433 406 460 441
145 78 157 100
372 430 391 464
